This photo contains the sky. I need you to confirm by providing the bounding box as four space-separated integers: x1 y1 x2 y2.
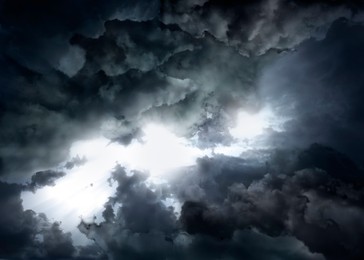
1 0 364 259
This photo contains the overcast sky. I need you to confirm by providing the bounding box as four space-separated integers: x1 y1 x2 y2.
1 0 364 259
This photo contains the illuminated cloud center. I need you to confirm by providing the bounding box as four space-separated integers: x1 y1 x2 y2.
21 110 283 244
229 107 285 140
229 111 267 139
130 124 207 175
21 124 209 244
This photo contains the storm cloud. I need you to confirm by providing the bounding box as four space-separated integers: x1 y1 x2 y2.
1 0 364 259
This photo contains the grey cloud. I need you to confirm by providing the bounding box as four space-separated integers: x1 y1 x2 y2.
169 155 267 203
259 20 364 166
39 222 76 259
161 0 360 55
153 33 270 138
64 156 87 170
0 1 363 183
67 16 275 141
76 144 364 259
70 19 195 76
0 181 80 259
79 166 177 259
2 0 357 183
0 96 98 181
180 201 235 240
174 145 364 259
1 1 364 259
0 0 160 180
185 229 324 260
57 45 86 77
0 0 159 74
77 150 356 259
27 170 66 192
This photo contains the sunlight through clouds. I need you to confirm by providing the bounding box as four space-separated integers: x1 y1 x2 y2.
21 124 211 244
21 109 284 245
229 107 285 140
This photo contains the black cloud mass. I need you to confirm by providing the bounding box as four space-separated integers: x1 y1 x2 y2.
1 0 364 259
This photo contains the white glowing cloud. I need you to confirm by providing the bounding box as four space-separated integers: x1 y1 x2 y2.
229 107 285 141
132 124 207 175
229 111 267 139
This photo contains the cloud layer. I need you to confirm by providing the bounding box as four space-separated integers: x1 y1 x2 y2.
1 0 364 259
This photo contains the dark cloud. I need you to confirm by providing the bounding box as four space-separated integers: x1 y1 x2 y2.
70 19 195 76
182 229 324 260
180 201 235 240
65 155 87 170
0 180 107 259
174 147 364 259
77 164 326 260
78 166 177 259
27 170 66 192
260 19 364 166
169 155 267 203
161 0 362 56
0 0 160 180
0 0 160 73
0 0 364 259
1 0 361 181
76 144 364 259
0 181 76 259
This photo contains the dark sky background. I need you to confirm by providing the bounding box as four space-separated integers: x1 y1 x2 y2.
1 0 364 259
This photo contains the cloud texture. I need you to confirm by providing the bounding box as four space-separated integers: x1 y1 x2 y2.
1 0 364 259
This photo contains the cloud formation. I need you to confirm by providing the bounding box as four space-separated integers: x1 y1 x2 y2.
78 145 364 259
0 0 364 259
